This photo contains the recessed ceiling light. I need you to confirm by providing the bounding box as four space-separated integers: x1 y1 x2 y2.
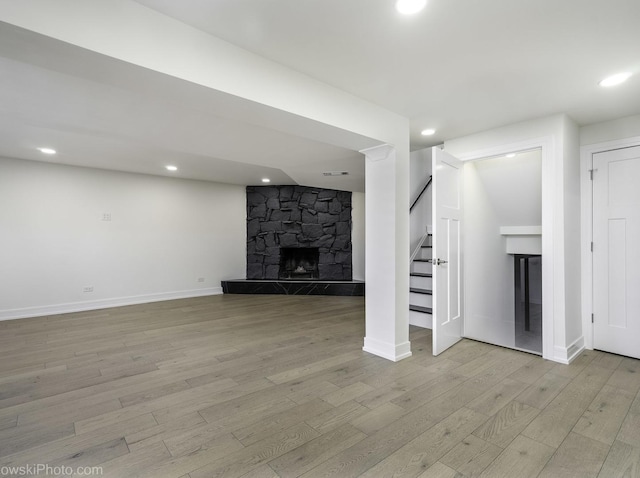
421 128 436 136
396 0 427 15
165 165 178 171
599 72 632 87
37 147 56 155
506 153 516 158
261 178 271 183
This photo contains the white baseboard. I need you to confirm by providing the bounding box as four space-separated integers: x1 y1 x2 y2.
363 337 412 362
0 287 223 321
553 336 585 364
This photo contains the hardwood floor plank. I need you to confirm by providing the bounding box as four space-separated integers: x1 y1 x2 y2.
390 373 467 411
355 369 441 410
138 433 245 478
266 351 364 385
268 424 366 478
439 434 503 477
238 465 280 478
607 357 640 394
125 412 206 453
285 380 340 405
416 462 464 478
508 357 556 385
522 363 614 448
617 392 640 446
304 400 369 434
50 436 130 470
537 432 609 478
74 378 238 434
321 381 374 407
467 377 528 417
598 440 640 477
18 398 123 427
0 422 75 458
2 413 158 467
118 380 192 408
515 372 571 410
349 402 406 435
232 398 333 446
99 441 172 478
479 434 555 478
473 400 540 448
573 384 634 445
0 414 18 431
188 423 320 478
358 408 488 478
155 378 272 424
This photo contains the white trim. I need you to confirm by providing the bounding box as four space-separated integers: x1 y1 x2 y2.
359 143 395 162
445 136 555 361
363 336 412 362
553 336 585 364
580 135 640 350
0 287 223 321
454 137 550 162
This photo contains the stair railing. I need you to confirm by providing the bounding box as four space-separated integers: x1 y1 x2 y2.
409 175 432 213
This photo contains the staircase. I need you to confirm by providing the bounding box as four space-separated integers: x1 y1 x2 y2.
410 232 433 328
409 172 433 329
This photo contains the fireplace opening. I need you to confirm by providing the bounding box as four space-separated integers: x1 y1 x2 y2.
279 247 319 280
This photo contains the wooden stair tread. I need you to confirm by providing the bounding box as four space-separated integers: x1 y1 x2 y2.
409 305 432 314
410 272 432 277
410 288 432 295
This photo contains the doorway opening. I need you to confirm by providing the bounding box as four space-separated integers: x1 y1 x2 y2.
463 148 543 355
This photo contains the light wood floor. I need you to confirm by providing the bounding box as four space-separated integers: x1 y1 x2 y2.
0 295 639 477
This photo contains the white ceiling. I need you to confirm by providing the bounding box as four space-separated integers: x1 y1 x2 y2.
135 0 640 147
1 0 640 191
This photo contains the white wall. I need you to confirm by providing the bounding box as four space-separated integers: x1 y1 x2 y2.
562 117 582 347
0 158 246 320
352 191 365 281
580 114 640 145
463 152 542 349
410 148 432 254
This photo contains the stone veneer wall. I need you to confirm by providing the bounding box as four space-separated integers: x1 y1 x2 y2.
246 185 352 280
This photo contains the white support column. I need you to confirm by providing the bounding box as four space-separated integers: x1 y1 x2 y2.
360 144 411 361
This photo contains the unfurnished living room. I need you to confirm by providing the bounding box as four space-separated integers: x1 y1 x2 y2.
1 1 640 477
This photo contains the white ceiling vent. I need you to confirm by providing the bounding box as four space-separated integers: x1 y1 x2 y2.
322 171 349 176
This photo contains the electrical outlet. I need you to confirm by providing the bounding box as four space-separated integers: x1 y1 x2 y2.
102 213 112 221
83 286 94 293
197 277 205 283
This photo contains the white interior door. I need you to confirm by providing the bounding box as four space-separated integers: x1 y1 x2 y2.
593 145 640 359
432 147 464 355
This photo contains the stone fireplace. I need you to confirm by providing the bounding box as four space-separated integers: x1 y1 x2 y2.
246 185 352 281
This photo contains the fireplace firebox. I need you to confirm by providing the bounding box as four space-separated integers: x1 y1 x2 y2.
279 247 319 280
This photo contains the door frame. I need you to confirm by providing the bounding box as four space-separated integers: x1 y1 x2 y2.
452 136 554 361
580 135 640 351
